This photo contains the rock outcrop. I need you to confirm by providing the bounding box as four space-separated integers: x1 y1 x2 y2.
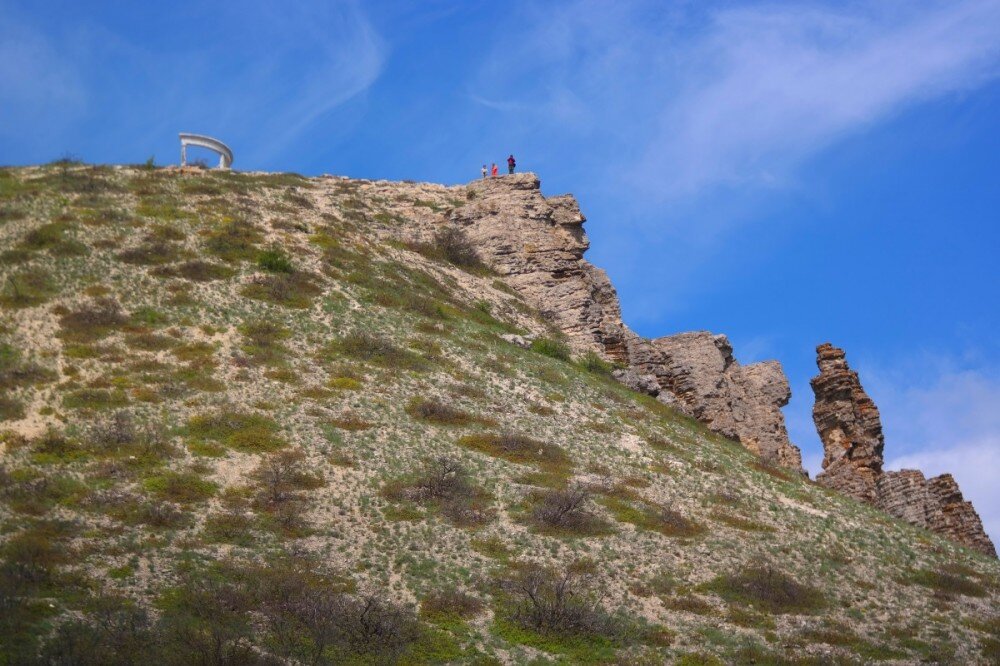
444 175 804 472
627 332 802 470
811 343 995 557
811 343 884 503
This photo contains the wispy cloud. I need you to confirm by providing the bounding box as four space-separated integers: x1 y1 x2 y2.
471 0 1000 203
0 1 386 166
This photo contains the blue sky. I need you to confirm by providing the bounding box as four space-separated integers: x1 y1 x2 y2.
3 0 999 542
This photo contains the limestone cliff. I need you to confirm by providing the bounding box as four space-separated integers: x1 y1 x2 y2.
442 175 804 472
811 344 995 557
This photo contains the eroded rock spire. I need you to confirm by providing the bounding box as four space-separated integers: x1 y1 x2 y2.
811 343 995 557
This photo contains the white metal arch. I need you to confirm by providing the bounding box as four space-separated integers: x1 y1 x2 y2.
179 133 233 169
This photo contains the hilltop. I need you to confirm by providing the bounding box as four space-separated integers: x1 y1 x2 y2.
0 163 998 664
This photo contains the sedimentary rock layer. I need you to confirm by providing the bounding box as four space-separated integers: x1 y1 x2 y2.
811 344 995 557
445 175 803 472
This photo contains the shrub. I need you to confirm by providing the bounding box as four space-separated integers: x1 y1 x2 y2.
242 270 321 309
530 337 571 362
703 564 826 614
205 218 263 262
116 240 179 266
58 298 127 342
62 388 129 411
186 410 285 454
527 486 612 536
253 448 324 506
238 319 290 366
383 457 494 528
579 351 614 376
37 596 155 665
420 589 484 623
84 410 171 462
142 471 216 504
405 397 484 426
331 332 427 370
456 431 570 470
1 269 58 308
257 248 294 273
497 563 622 639
154 259 234 282
0 396 24 421
603 497 703 538
908 569 986 598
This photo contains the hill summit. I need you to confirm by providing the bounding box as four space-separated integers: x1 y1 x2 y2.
0 163 997 664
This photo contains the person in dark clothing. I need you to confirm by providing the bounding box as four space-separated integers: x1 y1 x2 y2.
507 154 516 174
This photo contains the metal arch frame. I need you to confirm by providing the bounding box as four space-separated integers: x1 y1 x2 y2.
179 133 233 169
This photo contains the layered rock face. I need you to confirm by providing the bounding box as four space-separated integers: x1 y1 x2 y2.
811 344 995 557
445 175 803 472
811 343 884 503
627 332 802 470
451 175 630 362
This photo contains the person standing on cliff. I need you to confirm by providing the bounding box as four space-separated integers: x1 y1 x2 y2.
481 164 487 179
507 154 516 174
491 163 498 177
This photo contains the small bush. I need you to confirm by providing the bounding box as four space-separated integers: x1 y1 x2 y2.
456 431 570 471
257 248 294 273
603 497 703 538
62 388 129 411
412 226 487 271
239 319 290 366
205 218 262 262
331 332 427 370
242 270 321 309
154 259 234 282
579 351 614 376
406 397 485 426
58 298 127 342
253 448 324 506
0 396 24 421
531 337 571 362
383 457 494 528
1 269 58 308
142 471 216 504
421 589 484 623
909 569 986 598
703 564 825 614
116 240 180 266
497 563 623 640
526 486 612 536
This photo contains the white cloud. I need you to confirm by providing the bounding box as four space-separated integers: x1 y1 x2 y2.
638 0 1000 199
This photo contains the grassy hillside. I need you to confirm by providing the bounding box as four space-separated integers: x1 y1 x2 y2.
1 162 998 665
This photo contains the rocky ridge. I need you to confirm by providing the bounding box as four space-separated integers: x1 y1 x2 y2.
811 343 996 557
436 174 805 472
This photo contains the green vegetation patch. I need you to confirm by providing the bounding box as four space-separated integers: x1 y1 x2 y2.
142 470 217 504
62 388 129 411
57 298 128 342
204 218 263 262
186 410 285 454
456 431 571 471
0 269 59 308
406 397 492 426
241 270 321 308
702 564 826 614
530 336 572 362
382 456 495 528
908 568 987 598
602 496 703 538
328 332 428 370
153 259 235 282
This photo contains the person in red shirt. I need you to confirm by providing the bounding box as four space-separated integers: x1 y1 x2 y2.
491 163 498 177
507 154 516 174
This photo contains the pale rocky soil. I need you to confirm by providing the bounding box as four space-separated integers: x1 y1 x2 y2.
0 164 998 664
